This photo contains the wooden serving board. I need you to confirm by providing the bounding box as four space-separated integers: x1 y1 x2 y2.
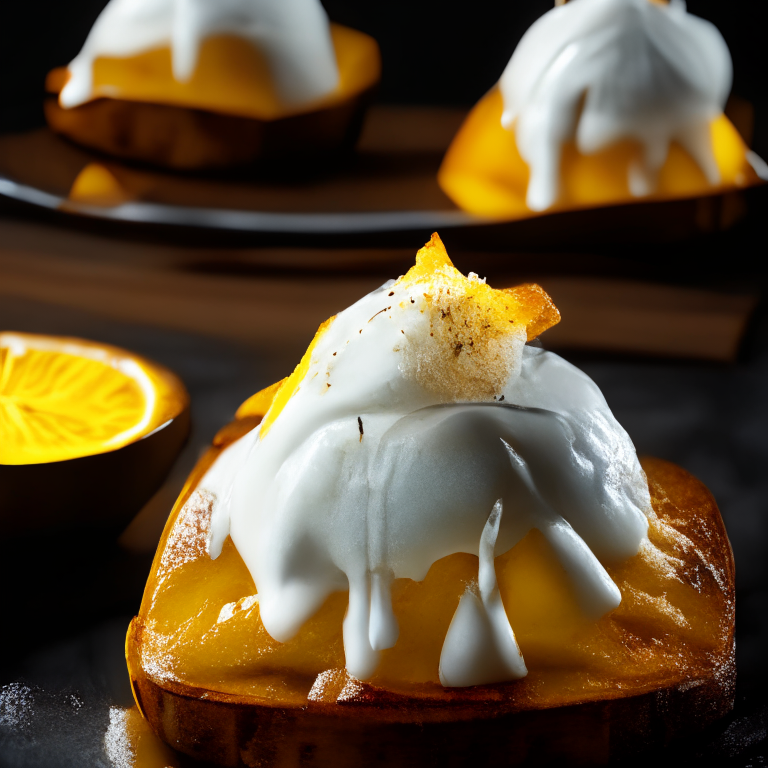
0 215 757 364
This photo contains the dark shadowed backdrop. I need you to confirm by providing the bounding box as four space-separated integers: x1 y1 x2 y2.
1 1 767 155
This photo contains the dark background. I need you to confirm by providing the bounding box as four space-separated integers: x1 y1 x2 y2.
0 2 766 765
2 1 767 155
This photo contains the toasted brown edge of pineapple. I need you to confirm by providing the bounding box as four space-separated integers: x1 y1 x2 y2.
127 635 734 768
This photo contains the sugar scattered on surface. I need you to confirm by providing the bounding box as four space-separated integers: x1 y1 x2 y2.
307 669 365 703
142 492 260 686
336 675 365 702
624 585 690 629
0 683 116 767
0 683 34 730
638 538 685 584
103 707 133 768
307 669 347 702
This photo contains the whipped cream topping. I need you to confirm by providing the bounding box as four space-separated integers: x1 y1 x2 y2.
199 262 650 687
499 0 733 211
60 0 339 110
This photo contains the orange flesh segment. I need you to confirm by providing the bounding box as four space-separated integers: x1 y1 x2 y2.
0 333 187 465
438 87 761 218
136 456 733 704
49 24 380 121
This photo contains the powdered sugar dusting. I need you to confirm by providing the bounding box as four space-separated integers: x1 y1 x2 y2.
307 669 346 702
104 706 133 768
0 682 34 729
638 538 685 584
337 675 365 702
158 489 214 580
140 491 223 686
0 683 112 767
139 624 181 685
307 669 365 703
624 585 690 629
217 594 259 624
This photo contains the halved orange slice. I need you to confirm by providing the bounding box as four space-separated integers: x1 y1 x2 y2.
0 333 185 465
0 333 190 535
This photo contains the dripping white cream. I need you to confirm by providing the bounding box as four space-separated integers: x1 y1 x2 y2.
198 254 650 687
438 500 528 687
60 0 339 110
498 0 733 211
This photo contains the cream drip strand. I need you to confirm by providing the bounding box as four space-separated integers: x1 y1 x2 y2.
498 0 733 211
60 0 339 110
502 439 622 619
199 272 650 685
439 501 527 688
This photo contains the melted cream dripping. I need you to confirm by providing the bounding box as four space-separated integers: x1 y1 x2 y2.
199 278 650 686
502 439 621 619
498 0 733 211
60 0 339 110
340 567 400 680
439 501 527 687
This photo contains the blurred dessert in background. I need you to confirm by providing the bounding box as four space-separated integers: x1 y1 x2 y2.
439 0 763 218
127 235 735 766
45 0 380 170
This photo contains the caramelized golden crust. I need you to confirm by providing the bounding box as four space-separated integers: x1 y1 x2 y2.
127 664 731 768
127 418 735 767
